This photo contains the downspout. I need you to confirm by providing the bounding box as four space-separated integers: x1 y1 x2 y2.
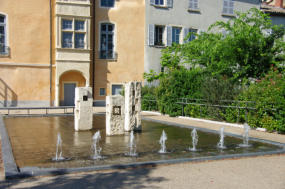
49 0 53 106
92 0 96 101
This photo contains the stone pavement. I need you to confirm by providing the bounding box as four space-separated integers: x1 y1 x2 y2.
0 110 284 188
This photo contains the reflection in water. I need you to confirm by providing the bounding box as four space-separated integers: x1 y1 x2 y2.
4 115 281 169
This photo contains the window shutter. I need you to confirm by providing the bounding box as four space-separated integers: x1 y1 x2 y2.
148 24 155 46
198 29 204 35
194 0 198 9
183 28 190 43
166 26 172 46
223 0 228 14
189 0 193 9
150 0 155 5
229 0 234 14
189 0 198 9
167 0 173 8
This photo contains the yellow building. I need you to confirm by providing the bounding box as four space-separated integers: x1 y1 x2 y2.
0 0 145 107
0 0 52 107
94 0 145 106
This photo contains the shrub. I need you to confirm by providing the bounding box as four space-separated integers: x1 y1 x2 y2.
156 68 206 116
239 70 285 133
141 86 158 111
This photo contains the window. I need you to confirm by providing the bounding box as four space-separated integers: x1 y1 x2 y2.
189 0 199 10
172 27 181 44
100 23 115 59
184 28 197 42
99 88 106 96
150 0 172 8
223 0 234 15
112 85 123 95
155 0 164 5
101 0 115 7
155 26 164 46
189 29 197 41
61 19 86 49
0 15 7 55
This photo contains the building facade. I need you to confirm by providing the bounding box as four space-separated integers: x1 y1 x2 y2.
0 0 52 107
0 0 264 107
145 0 261 78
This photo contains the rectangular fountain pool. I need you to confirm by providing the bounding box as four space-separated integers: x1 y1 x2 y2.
2 115 285 178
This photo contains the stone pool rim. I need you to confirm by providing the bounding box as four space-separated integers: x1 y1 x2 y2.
1 115 285 180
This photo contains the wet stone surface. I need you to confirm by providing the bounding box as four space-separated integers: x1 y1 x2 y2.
3 115 282 169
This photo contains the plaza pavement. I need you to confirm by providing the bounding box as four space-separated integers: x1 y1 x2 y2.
0 109 284 189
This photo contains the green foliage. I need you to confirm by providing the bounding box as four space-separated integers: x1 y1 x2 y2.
155 68 206 116
142 8 285 132
141 86 158 111
144 8 285 83
238 70 285 133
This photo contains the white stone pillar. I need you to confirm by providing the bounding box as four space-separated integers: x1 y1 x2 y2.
106 95 125 136
124 82 142 132
74 87 93 131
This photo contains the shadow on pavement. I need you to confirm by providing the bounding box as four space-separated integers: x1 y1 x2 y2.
0 167 167 189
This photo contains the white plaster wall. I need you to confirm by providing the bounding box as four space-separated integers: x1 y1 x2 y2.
145 0 261 75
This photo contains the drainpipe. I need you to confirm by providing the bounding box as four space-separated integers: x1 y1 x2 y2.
92 0 96 101
49 0 53 106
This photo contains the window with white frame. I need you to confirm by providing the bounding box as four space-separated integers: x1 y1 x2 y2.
101 0 115 8
223 0 234 15
0 14 7 55
150 0 173 8
189 0 199 10
155 0 164 5
100 23 115 59
155 25 164 46
172 27 181 44
61 19 86 49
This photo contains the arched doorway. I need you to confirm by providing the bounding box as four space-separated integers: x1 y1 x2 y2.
59 71 86 106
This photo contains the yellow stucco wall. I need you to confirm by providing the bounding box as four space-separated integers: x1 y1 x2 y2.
94 0 145 100
0 0 51 105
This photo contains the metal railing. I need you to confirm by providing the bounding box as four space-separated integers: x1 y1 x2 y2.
142 97 278 123
0 106 75 116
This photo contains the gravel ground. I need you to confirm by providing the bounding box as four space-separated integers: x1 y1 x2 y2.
0 111 284 189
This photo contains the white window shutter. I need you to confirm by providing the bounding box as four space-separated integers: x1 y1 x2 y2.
189 0 193 9
194 0 198 9
198 29 205 35
229 0 234 14
167 0 173 8
148 24 155 46
150 0 155 5
183 28 190 43
166 26 172 46
223 0 228 14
